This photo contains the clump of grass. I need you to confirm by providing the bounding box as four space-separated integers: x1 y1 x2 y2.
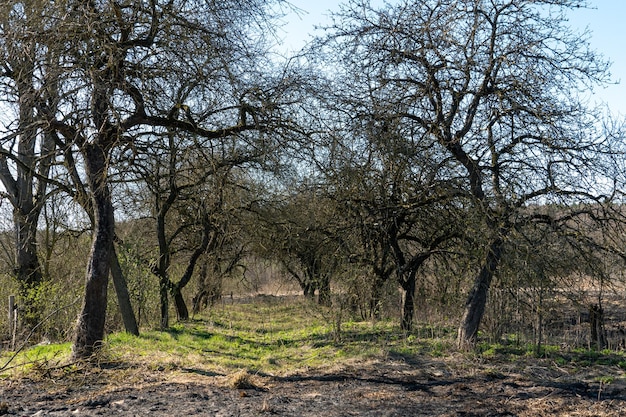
226 369 258 389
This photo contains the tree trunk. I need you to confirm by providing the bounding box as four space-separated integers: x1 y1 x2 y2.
14 209 43 287
160 277 170 329
535 286 544 356
192 262 223 314
14 207 44 326
2 64 51 329
401 270 417 332
72 142 115 360
369 276 385 320
303 282 315 299
457 238 504 350
369 265 393 320
170 219 212 321
589 304 607 351
110 245 139 335
155 183 173 328
318 276 332 307
173 287 189 321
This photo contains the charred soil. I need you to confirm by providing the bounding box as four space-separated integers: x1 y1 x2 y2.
1 356 625 416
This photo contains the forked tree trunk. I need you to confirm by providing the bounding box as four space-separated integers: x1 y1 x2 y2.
72 143 115 360
6 70 51 329
303 281 315 299
171 220 212 321
400 269 417 332
457 238 504 350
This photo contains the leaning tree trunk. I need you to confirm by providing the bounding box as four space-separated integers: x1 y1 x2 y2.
173 289 189 321
457 238 504 350
72 142 115 360
110 245 139 335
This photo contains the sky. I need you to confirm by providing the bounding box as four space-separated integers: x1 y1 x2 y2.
280 1 626 118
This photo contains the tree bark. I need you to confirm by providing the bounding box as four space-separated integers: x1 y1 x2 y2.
457 238 504 350
72 142 115 360
159 277 170 329
14 209 43 287
171 218 213 321
13 207 44 326
367 263 394 319
110 245 139 335
173 288 189 321
155 182 173 328
318 275 332 307
589 304 607 351
0 58 53 328
401 269 417 332
302 281 315 299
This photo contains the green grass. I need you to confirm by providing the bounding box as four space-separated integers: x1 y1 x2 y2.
102 299 411 373
115 299 425 374
474 340 626 370
0 342 72 377
3 297 626 379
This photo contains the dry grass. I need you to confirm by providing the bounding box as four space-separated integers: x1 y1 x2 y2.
224 369 260 389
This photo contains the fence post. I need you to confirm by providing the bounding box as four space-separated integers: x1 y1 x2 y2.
8 295 16 350
8 295 14 332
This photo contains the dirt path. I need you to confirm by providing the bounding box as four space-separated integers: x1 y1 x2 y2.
1 358 625 416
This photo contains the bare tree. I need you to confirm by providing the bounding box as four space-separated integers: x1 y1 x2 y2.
315 0 615 348
125 135 252 327
31 0 288 359
0 1 61 326
252 184 344 306
314 108 466 331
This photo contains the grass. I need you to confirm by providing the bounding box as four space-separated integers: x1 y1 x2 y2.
0 342 72 378
2 296 626 382
103 298 415 374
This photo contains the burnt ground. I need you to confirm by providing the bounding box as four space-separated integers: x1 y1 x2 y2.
1 356 625 417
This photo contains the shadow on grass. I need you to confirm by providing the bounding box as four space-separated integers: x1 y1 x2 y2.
164 326 213 340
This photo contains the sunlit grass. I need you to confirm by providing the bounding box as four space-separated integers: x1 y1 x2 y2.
105 298 421 374
4 296 626 381
0 342 72 377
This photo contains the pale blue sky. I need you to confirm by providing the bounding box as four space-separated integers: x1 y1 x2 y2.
281 1 625 117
